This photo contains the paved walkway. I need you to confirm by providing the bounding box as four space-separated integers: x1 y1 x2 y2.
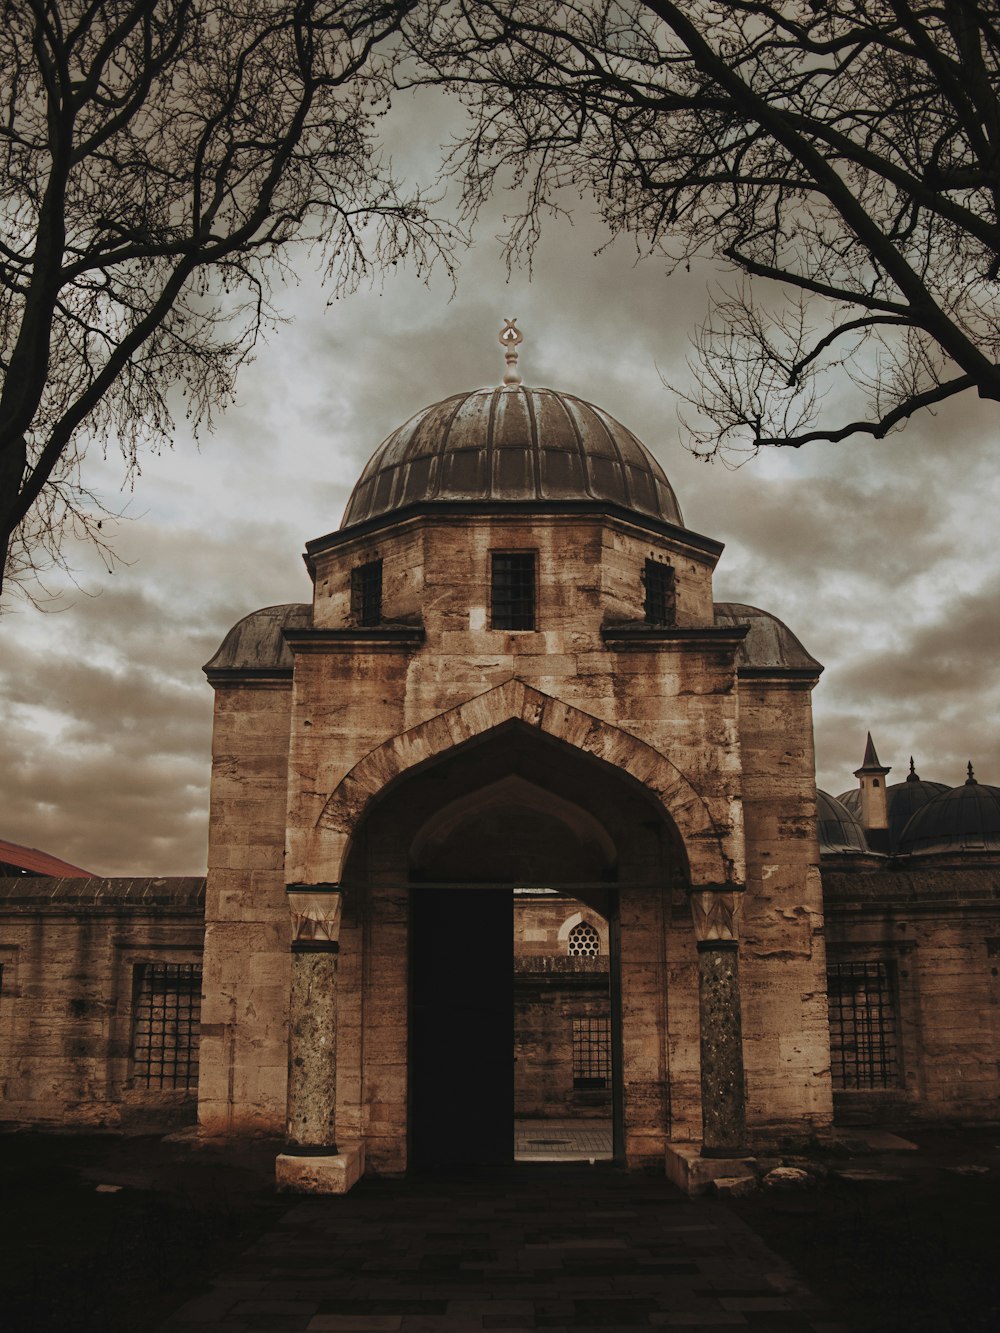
514 1119 614 1162
160 1164 849 1332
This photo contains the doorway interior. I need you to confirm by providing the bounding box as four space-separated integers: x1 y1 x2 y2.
408 882 621 1169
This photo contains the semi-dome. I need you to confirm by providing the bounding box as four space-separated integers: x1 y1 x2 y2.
340 386 684 530
896 772 1000 860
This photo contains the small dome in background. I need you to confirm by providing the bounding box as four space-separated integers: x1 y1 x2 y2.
837 769 949 852
340 386 684 530
816 790 872 858
896 777 1000 860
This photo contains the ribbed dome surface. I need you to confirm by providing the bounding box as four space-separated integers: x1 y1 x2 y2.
816 790 871 856
897 781 1000 857
341 386 684 529
837 778 948 852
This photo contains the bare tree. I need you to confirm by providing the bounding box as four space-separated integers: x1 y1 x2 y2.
0 0 455 596
408 1 1000 457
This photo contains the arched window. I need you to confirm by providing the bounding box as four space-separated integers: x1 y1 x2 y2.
567 921 600 957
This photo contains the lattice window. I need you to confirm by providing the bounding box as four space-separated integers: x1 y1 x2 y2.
567 921 601 957
572 1017 611 1089
643 559 676 626
828 960 900 1090
491 552 535 630
131 962 202 1090
351 558 383 626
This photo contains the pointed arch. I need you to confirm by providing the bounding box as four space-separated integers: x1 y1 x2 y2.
315 679 741 890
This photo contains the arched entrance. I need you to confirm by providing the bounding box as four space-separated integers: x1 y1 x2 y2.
340 721 687 1174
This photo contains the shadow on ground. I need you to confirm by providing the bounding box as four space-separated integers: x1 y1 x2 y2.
0 1125 998 1331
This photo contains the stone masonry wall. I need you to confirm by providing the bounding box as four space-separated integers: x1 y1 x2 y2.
824 869 1000 1122
0 878 204 1130
736 680 834 1140
199 681 293 1136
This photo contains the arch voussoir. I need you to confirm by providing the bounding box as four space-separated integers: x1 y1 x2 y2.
317 680 738 888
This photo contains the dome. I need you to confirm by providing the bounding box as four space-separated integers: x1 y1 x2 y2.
836 771 949 851
816 790 871 857
341 386 684 530
203 604 310 678
713 603 823 675
896 777 1000 859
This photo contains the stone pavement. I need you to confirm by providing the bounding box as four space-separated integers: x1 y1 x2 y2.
159 1164 850 1332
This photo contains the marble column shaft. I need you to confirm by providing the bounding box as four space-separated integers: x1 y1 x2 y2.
285 886 343 1155
697 940 748 1156
688 886 749 1158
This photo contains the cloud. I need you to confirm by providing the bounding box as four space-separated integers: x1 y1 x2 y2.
4 89 999 872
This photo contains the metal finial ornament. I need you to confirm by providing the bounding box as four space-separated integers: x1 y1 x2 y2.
907 756 919 782
967 760 977 785
499 318 523 386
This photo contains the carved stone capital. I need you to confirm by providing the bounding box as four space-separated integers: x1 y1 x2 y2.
286 883 343 946
688 884 744 943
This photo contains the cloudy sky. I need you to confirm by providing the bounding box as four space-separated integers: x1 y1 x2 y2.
4 90 999 878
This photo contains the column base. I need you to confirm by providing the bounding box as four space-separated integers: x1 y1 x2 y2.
275 1141 365 1194
664 1142 756 1196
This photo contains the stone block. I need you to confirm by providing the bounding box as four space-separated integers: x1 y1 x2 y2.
275 1142 365 1194
664 1141 756 1196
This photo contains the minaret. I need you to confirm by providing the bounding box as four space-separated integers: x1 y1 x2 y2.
854 732 891 832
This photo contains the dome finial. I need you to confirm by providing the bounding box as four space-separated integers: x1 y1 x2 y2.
499 318 523 386
907 756 920 782
966 760 977 785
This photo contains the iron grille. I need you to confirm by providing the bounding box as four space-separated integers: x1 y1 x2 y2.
643 559 676 626
491 552 535 630
351 558 383 626
572 1016 611 1089
828 960 899 1090
131 962 202 1090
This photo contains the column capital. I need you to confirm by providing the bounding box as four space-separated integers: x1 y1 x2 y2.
687 884 744 944
286 883 343 948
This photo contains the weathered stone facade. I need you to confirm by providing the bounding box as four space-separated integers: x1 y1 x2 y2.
0 877 204 1129
4 371 996 1177
198 379 834 1182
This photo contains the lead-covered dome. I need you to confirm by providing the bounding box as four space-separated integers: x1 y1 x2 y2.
896 776 1000 860
341 386 684 529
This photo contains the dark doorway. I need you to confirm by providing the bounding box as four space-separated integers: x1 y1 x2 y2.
409 887 514 1167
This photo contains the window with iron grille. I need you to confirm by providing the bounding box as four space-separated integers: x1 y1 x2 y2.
567 921 601 957
491 552 535 630
131 962 202 1090
828 960 900 1090
572 1016 611 1089
643 559 676 626
351 558 383 626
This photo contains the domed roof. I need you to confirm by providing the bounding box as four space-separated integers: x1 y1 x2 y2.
837 766 949 852
896 774 1000 859
713 603 823 675
816 790 872 857
340 386 684 530
203 603 310 678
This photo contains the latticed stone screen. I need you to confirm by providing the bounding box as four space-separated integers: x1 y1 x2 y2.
828 960 899 1089
572 1017 611 1089
567 921 600 957
131 962 202 1090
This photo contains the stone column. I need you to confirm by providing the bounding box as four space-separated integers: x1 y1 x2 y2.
276 884 364 1193
689 887 749 1158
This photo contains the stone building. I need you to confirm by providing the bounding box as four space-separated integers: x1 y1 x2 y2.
1 333 997 1191
197 331 831 1192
